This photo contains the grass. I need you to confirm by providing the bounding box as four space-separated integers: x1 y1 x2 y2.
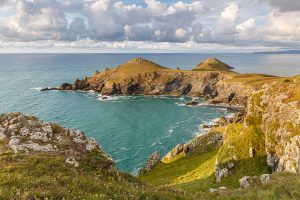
225 73 281 89
0 152 190 199
195 172 300 200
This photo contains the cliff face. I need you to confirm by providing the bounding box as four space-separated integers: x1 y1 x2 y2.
257 79 300 172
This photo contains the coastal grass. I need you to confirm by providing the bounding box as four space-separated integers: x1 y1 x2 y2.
0 152 190 199
195 172 300 200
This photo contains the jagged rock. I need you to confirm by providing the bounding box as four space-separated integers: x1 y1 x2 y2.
139 151 160 175
239 176 261 189
162 144 183 162
66 157 80 167
215 162 235 182
260 174 272 184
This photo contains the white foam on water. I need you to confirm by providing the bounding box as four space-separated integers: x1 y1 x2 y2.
30 87 43 91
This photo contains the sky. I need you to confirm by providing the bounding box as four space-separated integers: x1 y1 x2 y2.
0 0 299 53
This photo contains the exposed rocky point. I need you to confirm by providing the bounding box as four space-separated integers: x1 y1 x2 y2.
139 151 161 175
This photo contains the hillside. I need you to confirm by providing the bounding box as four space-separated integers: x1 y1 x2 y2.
0 113 188 199
193 58 234 72
140 76 300 199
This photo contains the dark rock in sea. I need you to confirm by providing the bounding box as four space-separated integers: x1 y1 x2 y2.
40 87 58 91
186 101 199 106
139 151 161 176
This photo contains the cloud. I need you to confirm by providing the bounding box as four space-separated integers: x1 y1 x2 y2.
236 18 256 39
0 0 299 51
264 0 300 12
264 11 300 41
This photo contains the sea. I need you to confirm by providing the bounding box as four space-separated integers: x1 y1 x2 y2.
0 53 300 174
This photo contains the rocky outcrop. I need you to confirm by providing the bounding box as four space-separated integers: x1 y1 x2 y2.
0 112 114 171
162 144 183 163
215 161 235 182
139 151 161 175
250 80 300 172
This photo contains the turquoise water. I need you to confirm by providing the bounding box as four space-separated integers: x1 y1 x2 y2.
0 53 300 173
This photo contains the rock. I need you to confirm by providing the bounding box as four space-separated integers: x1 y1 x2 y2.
162 144 183 162
86 138 99 151
0 113 115 172
216 116 228 126
66 157 79 167
267 153 280 172
260 174 272 184
239 176 261 189
215 161 235 182
0 127 6 140
209 186 227 193
138 151 160 175
209 188 218 193
249 146 255 158
185 101 199 106
183 143 193 156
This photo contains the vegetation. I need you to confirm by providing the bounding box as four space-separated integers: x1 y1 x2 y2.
0 152 189 199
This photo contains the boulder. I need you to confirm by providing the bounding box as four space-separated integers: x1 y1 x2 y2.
138 151 161 175
183 143 193 156
239 176 261 189
66 157 79 167
260 174 272 184
215 161 235 182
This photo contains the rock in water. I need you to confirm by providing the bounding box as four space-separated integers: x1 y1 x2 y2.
138 151 160 175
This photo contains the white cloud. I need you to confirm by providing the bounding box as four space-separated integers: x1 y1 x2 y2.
0 0 299 51
220 2 239 23
236 18 256 38
175 28 187 38
264 11 300 41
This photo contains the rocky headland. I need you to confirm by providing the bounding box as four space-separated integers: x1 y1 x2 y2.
42 57 277 108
